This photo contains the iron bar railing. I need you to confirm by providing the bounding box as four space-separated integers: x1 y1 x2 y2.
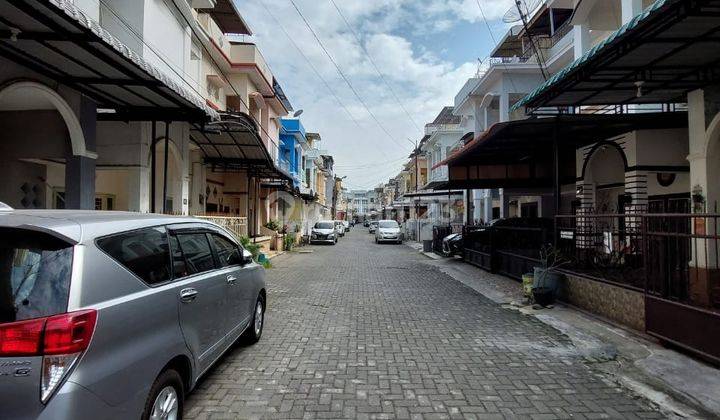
556 213 720 312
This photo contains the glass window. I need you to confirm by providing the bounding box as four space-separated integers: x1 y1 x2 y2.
379 221 399 229
314 222 334 229
210 234 239 268
97 227 171 286
169 234 189 279
176 233 215 275
0 229 73 323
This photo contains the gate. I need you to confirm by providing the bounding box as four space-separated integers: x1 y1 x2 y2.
644 213 720 364
556 212 720 364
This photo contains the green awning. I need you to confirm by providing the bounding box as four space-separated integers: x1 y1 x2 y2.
512 0 716 112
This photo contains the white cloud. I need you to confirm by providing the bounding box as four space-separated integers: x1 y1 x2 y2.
237 0 502 189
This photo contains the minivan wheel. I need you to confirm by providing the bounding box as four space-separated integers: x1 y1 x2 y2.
143 369 184 420
243 296 264 344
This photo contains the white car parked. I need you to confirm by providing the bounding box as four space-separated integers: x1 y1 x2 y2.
375 220 403 244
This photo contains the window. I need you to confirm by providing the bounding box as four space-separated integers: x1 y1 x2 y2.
210 234 239 268
169 234 189 278
175 233 215 275
378 221 399 229
314 222 334 229
0 229 73 323
97 227 171 285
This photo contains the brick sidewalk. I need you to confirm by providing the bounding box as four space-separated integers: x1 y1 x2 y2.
185 228 662 419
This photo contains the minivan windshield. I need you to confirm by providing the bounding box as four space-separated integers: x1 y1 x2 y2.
378 221 399 229
314 222 334 230
0 228 73 323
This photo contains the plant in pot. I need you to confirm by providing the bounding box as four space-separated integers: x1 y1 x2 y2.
532 244 567 307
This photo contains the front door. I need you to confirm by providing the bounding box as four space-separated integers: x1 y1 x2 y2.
209 233 253 335
171 231 228 373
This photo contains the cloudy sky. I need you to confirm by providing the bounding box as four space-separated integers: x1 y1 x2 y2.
236 0 515 191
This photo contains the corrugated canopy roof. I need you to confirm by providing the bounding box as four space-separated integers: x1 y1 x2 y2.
0 0 218 122
190 112 292 181
514 0 720 113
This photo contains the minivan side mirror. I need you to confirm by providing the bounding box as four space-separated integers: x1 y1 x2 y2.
241 248 254 265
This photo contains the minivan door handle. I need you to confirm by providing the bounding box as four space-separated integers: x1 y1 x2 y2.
180 288 198 302
226 275 237 285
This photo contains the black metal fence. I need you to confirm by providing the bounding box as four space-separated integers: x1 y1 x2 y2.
462 220 553 280
557 212 720 364
432 223 470 254
555 213 645 289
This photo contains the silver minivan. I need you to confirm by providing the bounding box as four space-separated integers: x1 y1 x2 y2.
0 210 266 420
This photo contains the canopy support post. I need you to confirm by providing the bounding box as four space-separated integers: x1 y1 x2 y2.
151 120 157 213
162 121 171 214
553 121 561 216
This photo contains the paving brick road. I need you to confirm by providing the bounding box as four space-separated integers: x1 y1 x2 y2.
185 228 663 419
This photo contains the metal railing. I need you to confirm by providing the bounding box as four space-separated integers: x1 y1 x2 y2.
556 212 720 312
556 212 645 289
194 215 248 238
462 221 553 279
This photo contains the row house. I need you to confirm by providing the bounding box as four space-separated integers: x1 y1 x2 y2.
0 0 218 214
419 107 466 224
437 0 720 363
0 1 326 246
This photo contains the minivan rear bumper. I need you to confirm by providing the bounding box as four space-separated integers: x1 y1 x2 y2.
38 381 116 420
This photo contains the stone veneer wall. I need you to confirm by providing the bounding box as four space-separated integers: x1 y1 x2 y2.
558 273 646 331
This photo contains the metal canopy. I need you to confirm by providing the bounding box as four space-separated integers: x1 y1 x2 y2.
403 190 464 198
0 0 217 122
191 112 293 182
440 112 688 189
514 0 720 113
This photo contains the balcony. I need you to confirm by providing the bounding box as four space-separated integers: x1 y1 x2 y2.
430 166 449 183
228 43 273 88
197 14 274 93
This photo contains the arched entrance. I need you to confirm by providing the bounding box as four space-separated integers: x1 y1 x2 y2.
583 142 628 213
705 115 720 213
0 81 94 209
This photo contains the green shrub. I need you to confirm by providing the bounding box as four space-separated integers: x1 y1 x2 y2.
283 234 295 251
238 235 261 260
264 219 280 231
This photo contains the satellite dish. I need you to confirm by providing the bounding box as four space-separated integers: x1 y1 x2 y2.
503 0 542 23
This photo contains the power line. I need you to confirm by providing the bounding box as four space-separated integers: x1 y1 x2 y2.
287 0 409 152
474 0 519 93
328 0 423 134
256 0 364 131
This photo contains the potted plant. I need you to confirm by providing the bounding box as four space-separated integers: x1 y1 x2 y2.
532 245 566 306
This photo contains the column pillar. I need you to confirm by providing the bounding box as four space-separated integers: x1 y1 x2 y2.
65 96 96 210
625 170 649 211
484 190 492 222
574 24 591 60
499 94 510 122
65 156 96 209
621 0 643 24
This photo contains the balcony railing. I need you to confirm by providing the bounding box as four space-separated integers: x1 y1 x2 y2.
194 215 248 239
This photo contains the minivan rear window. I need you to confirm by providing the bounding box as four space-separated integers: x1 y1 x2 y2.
0 228 73 323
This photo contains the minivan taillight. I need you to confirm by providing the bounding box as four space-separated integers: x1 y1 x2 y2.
43 310 97 355
0 309 97 403
0 317 45 356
